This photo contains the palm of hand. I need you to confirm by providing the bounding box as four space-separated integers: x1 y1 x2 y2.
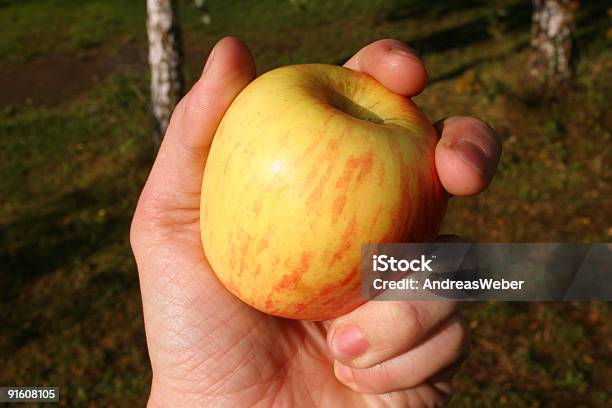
143 227 442 407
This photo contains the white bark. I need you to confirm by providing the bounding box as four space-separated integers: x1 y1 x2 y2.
147 0 183 146
529 0 576 88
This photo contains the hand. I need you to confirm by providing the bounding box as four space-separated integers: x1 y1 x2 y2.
131 37 501 407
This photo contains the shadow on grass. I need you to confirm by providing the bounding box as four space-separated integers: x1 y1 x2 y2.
409 1 532 55
0 171 137 300
382 0 488 21
0 179 138 349
410 16 491 55
429 39 528 84
336 1 534 81
574 1 610 51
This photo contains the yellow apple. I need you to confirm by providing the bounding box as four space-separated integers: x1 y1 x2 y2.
200 64 447 320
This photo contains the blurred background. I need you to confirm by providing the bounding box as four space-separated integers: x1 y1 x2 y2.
0 0 610 406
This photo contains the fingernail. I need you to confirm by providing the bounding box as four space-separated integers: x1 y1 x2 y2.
389 43 415 58
334 362 355 384
331 324 369 359
448 139 488 176
202 48 216 76
389 44 414 57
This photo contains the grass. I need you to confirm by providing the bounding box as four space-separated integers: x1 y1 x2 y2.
0 0 610 406
0 0 145 63
0 73 152 406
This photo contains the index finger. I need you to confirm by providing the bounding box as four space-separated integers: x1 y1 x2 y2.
343 38 428 97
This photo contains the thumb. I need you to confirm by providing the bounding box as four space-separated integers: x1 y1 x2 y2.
133 36 256 238
130 38 259 375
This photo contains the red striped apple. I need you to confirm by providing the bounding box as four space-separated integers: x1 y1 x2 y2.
200 64 447 320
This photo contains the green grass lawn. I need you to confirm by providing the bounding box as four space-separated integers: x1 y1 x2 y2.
1 0 610 406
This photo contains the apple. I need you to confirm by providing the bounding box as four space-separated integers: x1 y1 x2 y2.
200 64 447 320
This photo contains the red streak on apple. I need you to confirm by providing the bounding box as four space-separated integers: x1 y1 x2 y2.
273 251 314 291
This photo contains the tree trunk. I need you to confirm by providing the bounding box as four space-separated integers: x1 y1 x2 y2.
147 0 184 147
528 0 576 89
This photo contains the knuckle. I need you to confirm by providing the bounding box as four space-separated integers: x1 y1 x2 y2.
167 92 193 136
129 210 143 245
386 302 424 338
130 192 151 249
447 316 470 358
175 92 191 119
181 92 200 125
129 187 171 251
466 117 500 145
129 198 153 254
129 218 140 253
357 361 395 393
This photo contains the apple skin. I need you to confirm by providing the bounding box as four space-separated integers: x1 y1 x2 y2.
200 64 447 320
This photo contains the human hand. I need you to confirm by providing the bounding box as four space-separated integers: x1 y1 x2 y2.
131 37 501 407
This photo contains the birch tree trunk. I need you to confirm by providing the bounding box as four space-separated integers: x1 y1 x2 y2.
528 0 577 88
147 0 184 147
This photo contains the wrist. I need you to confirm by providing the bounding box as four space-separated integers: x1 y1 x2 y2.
147 376 281 408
